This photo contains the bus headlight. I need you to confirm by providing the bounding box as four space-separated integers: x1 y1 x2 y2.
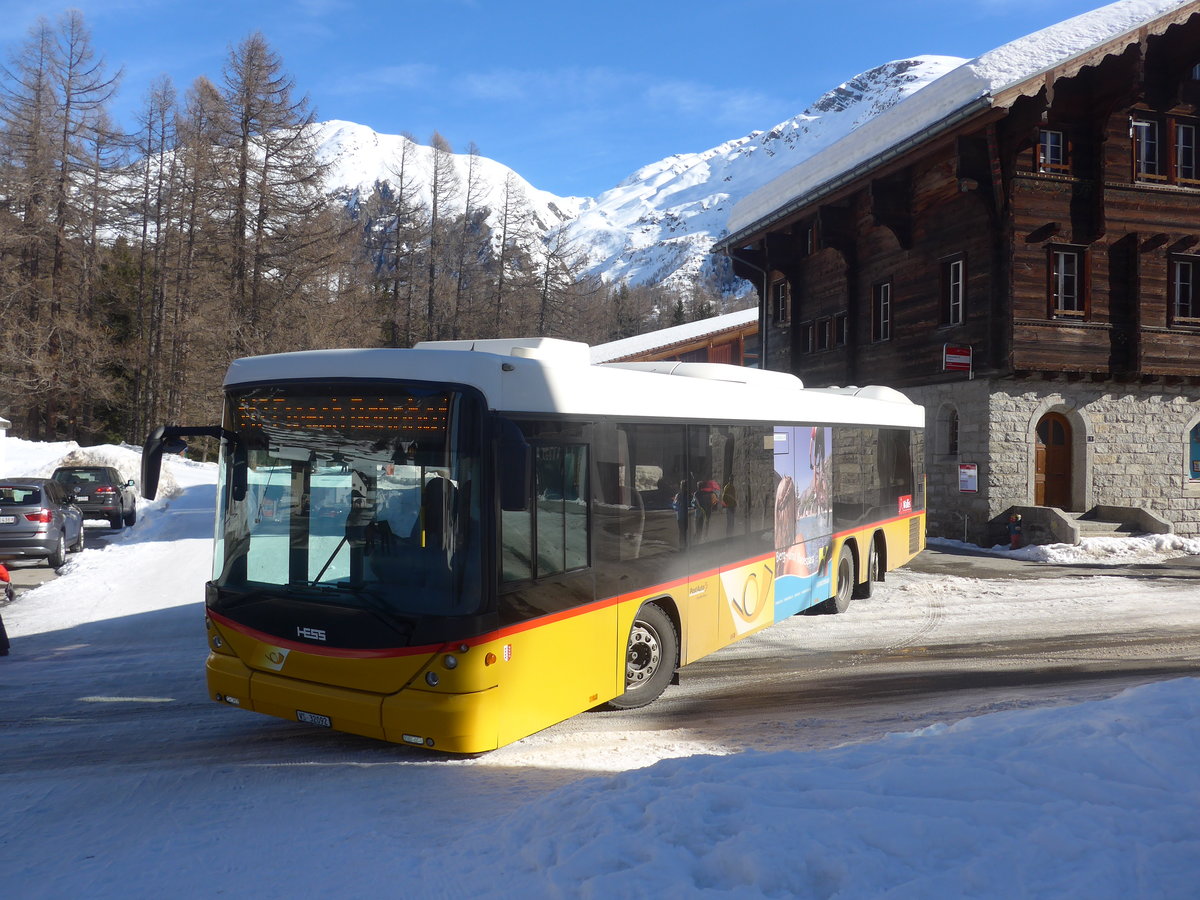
425 671 439 687
443 654 458 669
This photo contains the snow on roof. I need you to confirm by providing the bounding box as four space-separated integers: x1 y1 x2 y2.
721 0 1197 247
590 307 758 364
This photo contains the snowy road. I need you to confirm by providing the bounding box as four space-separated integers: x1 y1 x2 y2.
6 567 1200 778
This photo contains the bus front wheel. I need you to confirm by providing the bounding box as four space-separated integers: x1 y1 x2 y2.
606 604 677 710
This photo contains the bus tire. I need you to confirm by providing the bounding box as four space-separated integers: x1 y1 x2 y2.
853 539 878 600
605 603 678 710
830 544 855 614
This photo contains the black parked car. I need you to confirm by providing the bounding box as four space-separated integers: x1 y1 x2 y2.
51 466 138 528
0 478 85 568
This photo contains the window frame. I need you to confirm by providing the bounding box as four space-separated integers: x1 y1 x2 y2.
1048 245 1089 319
871 281 892 343
815 316 831 352
1133 114 1200 186
1133 117 1165 182
1171 255 1200 325
1189 422 1200 481
797 320 814 354
1037 128 1069 174
770 279 790 325
1176 121 1198 184
941 255 965 326
833 312 848 347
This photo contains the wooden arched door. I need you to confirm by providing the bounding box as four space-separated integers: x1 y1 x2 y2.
1035 412 1072 508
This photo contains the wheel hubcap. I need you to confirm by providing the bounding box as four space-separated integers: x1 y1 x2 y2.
625 622 661 687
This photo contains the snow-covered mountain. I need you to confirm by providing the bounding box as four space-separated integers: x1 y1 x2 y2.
315 55 966 291
313 120 588 234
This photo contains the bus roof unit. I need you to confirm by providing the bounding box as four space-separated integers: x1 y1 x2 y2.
223 339 922 429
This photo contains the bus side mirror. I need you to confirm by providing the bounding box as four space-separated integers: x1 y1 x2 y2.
497 417 530 512
142 425 241 501
230 441 248 502
142 426 168 500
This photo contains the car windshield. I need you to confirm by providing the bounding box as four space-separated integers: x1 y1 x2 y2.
0 485 41 505
52 469 108 487
213 382 485 618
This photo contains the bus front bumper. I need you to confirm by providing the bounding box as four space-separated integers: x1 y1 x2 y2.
206 653 500 754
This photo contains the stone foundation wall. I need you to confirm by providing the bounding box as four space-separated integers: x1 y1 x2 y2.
904 378 1200 545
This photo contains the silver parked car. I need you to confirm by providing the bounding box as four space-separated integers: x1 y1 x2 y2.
0 478 85 568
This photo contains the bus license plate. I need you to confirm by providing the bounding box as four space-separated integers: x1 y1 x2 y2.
296 710 331 728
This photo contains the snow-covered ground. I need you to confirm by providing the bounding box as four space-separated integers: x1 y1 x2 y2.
2 437 1199 897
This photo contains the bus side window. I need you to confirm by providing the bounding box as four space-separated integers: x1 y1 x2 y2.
503 441 589 583
726 425 775 544
535 443 588 576
831 427 868 531
623 423 686 561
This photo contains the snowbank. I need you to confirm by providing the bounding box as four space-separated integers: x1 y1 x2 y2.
932 533 1200 566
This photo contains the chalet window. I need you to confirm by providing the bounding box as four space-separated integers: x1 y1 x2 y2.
834 312 848 347
1192 63 1200 81
946 407 959 456
1190 423 1200 480
1133 119 1164 181
1177 123 1198 183
1049 246 1087 317
1038 129 1069 174
771 280 789 325
941 256 965 325
1172 257 1199 323
805 226 815 255
815 317 831 351
798 320 814 353
871 282 892 342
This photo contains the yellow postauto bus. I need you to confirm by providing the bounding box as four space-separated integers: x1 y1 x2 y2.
142 338 925 753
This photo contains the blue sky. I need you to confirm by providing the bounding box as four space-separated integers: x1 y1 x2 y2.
0 0 1114 197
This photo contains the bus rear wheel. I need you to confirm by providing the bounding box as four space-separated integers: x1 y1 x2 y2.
853 539 878 600
606 603 677 710
830 544 855 614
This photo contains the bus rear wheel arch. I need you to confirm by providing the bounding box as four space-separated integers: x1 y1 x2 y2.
852 532 885 600
605 602 679 710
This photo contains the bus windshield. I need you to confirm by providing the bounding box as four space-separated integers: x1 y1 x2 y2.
213 383 484 618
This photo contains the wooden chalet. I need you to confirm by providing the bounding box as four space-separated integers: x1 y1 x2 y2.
591 307 759 365
715 1 1200 544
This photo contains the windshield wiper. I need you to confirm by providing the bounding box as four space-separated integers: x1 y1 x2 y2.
311 536 348 583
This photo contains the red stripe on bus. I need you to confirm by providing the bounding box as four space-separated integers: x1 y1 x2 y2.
834 511 923 540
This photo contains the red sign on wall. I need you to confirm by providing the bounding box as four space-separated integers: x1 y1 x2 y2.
944 344 972 372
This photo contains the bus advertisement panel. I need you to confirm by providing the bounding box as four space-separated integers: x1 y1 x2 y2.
773 425 833 619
